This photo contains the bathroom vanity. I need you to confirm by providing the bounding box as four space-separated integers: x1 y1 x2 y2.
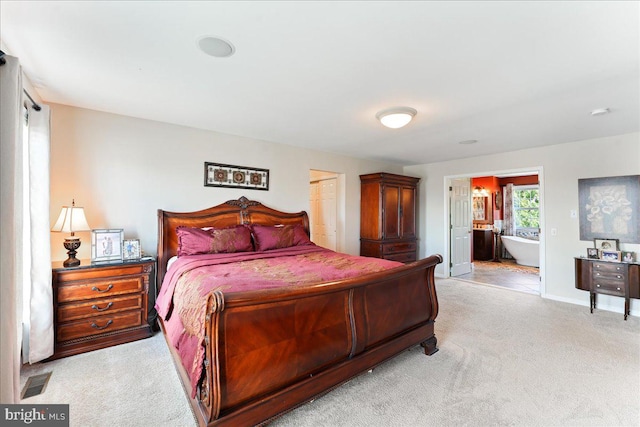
473 229 494 261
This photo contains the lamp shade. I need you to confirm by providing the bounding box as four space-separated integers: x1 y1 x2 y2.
376 107 417 129
51 204 91 234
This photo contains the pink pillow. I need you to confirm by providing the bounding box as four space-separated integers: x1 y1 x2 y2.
176 225 253 256
251 224 313 251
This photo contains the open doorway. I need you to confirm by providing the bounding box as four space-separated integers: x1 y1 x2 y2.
448 169 544 296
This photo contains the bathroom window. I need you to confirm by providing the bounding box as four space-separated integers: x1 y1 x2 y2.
513 186 539 229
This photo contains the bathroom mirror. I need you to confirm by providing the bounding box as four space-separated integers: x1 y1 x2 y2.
472 196 493 224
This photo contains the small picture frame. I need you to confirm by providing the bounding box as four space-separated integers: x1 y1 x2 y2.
91 229 124 263
123 239 141 260
593 238 619 251
621 251 635 263
600 250 621 262
587 248 599 259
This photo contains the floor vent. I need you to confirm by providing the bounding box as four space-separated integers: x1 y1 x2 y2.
21 372 52 399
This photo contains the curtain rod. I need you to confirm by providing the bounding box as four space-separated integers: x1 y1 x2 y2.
0 49 42 111
23 89 42 111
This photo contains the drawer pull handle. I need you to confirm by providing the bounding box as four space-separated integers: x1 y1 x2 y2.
92 284 113 293
617 287 621 291
596 284 601 288
90 320 113 330
91 302 113 312
617 275 622 279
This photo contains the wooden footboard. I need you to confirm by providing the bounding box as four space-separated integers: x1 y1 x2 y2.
157 198 442 426
161 254 441 426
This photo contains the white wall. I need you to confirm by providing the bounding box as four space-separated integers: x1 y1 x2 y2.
405 132 640 316
49 104 402 261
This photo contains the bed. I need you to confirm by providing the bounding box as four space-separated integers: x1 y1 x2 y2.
156 196 442 426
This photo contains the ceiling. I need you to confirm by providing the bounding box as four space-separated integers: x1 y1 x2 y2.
1 1 638 165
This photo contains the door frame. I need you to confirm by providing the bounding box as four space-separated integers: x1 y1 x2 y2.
444 166 546 297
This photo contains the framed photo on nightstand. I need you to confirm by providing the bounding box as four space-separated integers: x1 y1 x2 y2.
123 239 141 260
91 229 123 263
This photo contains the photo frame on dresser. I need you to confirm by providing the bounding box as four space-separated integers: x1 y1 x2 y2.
586 248 599 259
91 229 123 263
600 250 621 262
123 239 141 260
593 238 619 251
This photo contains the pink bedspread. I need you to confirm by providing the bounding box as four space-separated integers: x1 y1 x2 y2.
155 245 403 397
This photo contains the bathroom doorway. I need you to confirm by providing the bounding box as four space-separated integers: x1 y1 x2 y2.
448 169 544 296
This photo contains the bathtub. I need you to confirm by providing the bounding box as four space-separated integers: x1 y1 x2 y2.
501 235 539 268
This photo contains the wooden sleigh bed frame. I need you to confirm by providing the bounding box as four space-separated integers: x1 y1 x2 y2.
157 196 442 426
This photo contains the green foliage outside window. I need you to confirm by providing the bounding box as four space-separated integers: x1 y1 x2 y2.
513 188 539 228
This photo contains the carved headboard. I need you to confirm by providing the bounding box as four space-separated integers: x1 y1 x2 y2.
156 196 310 286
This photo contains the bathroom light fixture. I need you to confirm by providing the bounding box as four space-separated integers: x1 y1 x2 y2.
198 36 235 58
590 108 610 116
376 107 417 129
473 186 489 197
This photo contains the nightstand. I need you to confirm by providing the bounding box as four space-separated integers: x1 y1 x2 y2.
50 257 155 359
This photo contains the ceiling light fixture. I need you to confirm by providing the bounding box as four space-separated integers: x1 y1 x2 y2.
197 36 235 58
376 107 417 129
590 108 610 116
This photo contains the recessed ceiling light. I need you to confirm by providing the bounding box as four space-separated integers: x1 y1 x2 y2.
590 108 610 116
197 36 235 58
375 107 417 129
458 139 478 145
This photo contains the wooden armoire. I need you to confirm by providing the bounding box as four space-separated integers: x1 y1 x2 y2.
360 172 420 263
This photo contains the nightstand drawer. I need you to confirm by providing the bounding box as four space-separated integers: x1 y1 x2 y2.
57 311 143 342
57 277 144 302
57 295 143 322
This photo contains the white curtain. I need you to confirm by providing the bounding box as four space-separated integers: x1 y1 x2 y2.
502 183 515 259
25 104 53 363
0 55 53 404
0 55 23 404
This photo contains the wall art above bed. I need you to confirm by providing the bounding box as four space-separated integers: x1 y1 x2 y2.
204 162 269 190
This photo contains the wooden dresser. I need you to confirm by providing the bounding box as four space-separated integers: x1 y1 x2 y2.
50 258 155 359
575 257 640 320
360 172 420 263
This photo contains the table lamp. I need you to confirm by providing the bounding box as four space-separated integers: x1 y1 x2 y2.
51 199 91 267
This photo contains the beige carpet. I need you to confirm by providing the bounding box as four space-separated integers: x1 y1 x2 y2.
21 279 640 426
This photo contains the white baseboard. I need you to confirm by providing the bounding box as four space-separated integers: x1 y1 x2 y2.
542 293 638 318
440 275 638 319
